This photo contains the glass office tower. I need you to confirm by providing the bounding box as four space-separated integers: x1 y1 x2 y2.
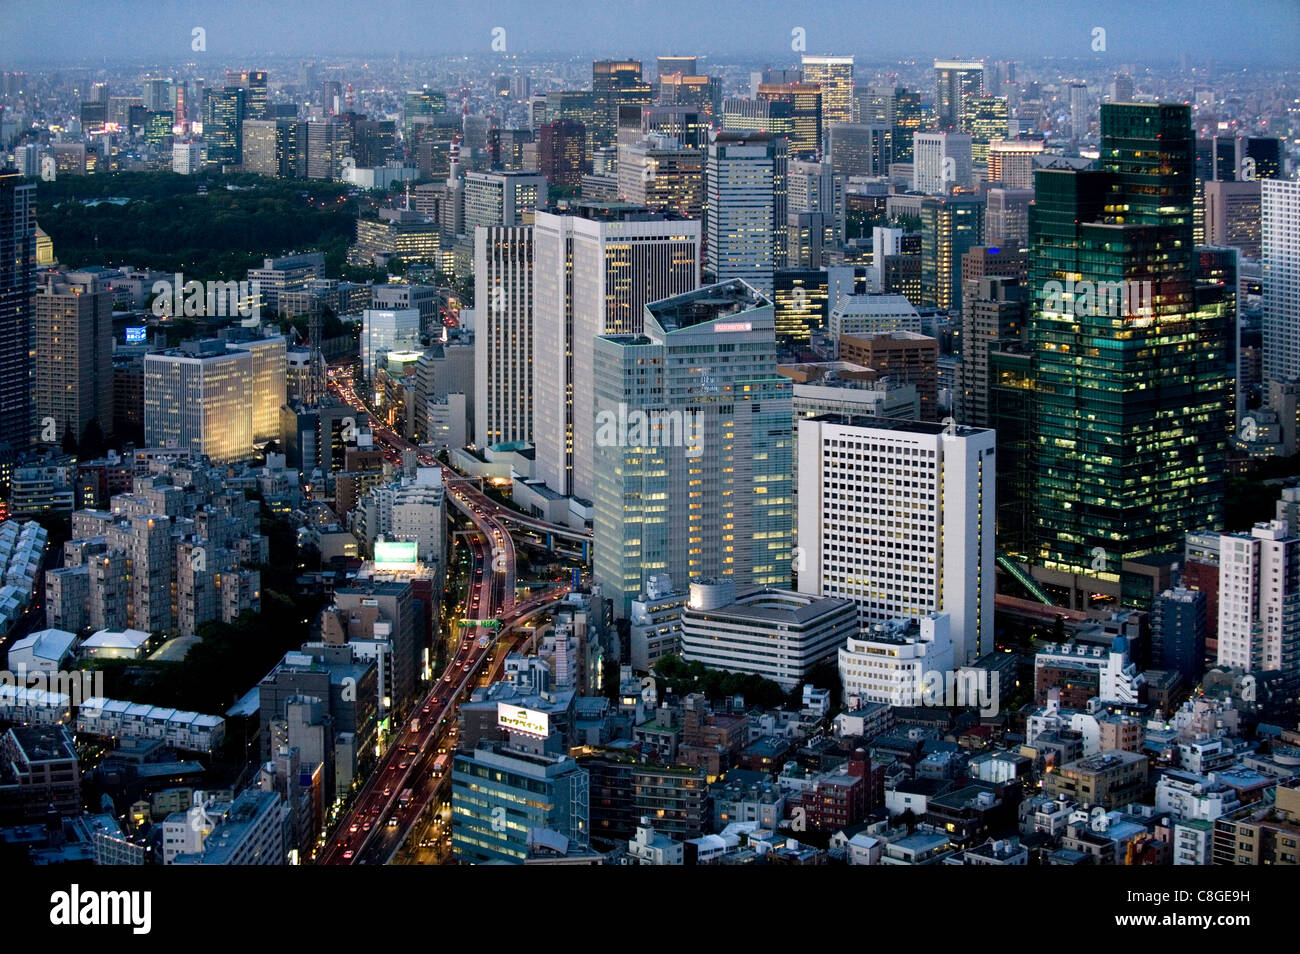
1030 103 1228 606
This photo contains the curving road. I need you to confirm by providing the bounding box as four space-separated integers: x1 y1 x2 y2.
315 365 567 865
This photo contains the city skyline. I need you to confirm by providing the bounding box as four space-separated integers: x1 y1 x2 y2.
0 0 1297 890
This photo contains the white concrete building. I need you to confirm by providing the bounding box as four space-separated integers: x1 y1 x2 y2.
7 628 76 673
1033 640 1146 706
679 579 858 690
171 788 286 865
172 141 202 174
705 132 788 294
354 467 447 566
463 170 545 233
1263 180 1300 388
912 132 972 194
76 697 226 752
474 226 533 448
1217 519 1300 673
796 415 995 664
592 281 794 617
837 613 954 706
143 341 253 464
627 819 683 865
827 294 921 338
1155 771 1241 822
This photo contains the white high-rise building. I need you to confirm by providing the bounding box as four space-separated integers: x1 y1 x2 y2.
592 280 794 617
912 132 972 194
1262 180 1300 388
360 308 419 381
463 170 545 233
532 207 700 501
796 415 996 665
144 340 254 464
474 225 534 448
705 131 787 294
15 143 41 178
985 187 1034 248
172 141 202 175
1217 519 1300 674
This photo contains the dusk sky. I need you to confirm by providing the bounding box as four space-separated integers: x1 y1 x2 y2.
3 0 1297 65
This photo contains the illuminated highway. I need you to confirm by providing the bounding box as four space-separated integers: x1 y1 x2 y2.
315 364 568 865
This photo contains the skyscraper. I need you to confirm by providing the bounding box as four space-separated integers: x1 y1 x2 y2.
403 88 447 145
204 87 247 167
305 120 351 180
957 275 1027 429
987 138 1046 189
920 195 985 311
1262 180 1300 389
0 170 35 456
592 60 651 150
892 87 924 163
1030 103 1228 605
241 119 304 178
532 206 700 502
143 340 254 464
986 187 1035 248
537 120 586 189
360 308 419 381
474 226 534 448
463 170 545 233
228 336 285 445
1204 180 1262 260
705 132 788 294
225 70 268 120
617 135 704 220
795 415 996 665
961 96 1010 164
787 159 845 247
800 55 854 128
592 280 793 617
1069 82 1089 142
934 60 984 130
33 271 114 447
756 83 823 158
828 124 892 179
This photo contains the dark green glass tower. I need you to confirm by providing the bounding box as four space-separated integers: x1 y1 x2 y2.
1029 103 1228 604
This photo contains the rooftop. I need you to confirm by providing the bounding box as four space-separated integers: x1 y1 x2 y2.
645 279 770 333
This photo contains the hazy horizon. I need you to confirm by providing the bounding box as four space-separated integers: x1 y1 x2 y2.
2 0 1296 67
